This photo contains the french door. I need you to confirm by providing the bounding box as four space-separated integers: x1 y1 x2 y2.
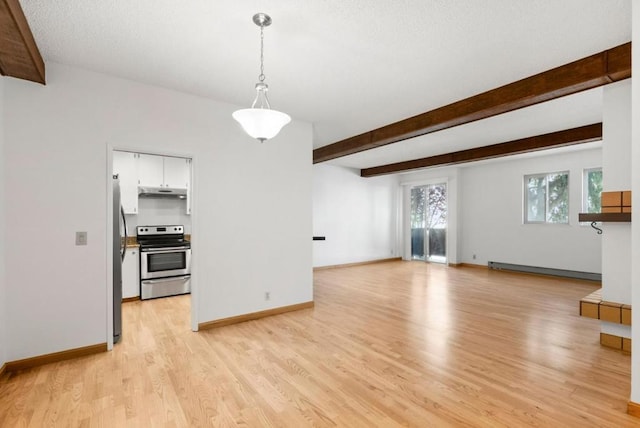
410 183 447 263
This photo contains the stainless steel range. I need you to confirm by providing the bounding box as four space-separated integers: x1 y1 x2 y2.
137 225 191 300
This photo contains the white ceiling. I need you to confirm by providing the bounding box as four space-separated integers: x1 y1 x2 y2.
19 1 631 170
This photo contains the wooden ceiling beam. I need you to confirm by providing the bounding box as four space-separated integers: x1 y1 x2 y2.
0 0 45 84
314 42 629 164
360 123 602 177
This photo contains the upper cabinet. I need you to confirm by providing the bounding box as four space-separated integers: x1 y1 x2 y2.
114 151 192 215
163 156 191 189
137 154 165 188
138 153 190 189
113 151 139 214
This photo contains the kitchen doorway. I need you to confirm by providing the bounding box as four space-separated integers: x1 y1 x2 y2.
107 147 197 350
410 183 447 263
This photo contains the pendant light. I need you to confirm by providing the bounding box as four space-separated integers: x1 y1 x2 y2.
233 13 291 143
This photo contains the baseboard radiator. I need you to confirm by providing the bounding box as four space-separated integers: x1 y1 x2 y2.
488 261 601 282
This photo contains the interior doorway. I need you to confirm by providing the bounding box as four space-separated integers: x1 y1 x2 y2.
107 147 196 350
410 183 447 263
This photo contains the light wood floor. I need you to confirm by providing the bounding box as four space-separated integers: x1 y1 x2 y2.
0 261 637 427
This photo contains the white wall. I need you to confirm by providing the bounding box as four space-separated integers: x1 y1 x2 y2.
600 80 631 341
0 77 6 369
602 80 632 303
3 63 312 361
318 148 603 273
312 164 399 267
458 149 602 272
630 0 640 404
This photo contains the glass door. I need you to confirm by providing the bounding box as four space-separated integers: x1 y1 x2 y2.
410 183 447 263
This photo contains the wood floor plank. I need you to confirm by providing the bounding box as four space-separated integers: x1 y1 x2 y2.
0 261 637 426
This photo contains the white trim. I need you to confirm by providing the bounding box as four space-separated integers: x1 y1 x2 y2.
403 185 411 260
110 145 195 160
190 155 199 332
405 180 449 263
106 145 114 351
400 176 450 187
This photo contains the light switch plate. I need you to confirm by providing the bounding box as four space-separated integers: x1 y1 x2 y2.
76 231 88 246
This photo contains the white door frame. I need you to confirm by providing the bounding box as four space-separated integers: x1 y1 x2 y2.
402 177 453 264
407 182 448 263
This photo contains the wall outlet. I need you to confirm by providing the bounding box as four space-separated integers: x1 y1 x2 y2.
472 254 477 260
76 231 88 246
265 292 271 301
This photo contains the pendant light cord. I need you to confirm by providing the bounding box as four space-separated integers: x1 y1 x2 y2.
259 25 265 83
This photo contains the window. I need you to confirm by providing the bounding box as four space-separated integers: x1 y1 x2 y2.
583 168 603 213
524 172 569 224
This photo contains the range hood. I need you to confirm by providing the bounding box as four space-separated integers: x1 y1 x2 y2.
138 186 187 199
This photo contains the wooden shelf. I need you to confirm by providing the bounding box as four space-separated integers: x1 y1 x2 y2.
578 213 631 222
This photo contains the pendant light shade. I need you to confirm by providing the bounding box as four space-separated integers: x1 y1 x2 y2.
232 108 291 143
233 13 290 143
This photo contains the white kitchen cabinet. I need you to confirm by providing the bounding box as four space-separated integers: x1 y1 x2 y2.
138 153 190 190
137 153 165 188
113 151 139 214
164 156 192 214
163 156 191 189
122 247 140 299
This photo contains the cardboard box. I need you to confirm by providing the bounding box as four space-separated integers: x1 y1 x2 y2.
601 190 632 213
600 302 622 323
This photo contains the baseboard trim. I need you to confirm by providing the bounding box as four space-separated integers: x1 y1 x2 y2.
454 263 489 270
0 362 6 378
122 296 140 303
314 257 402 271
4 342 107 373
199 301 315 331
628 401 640 417
488 261 601 281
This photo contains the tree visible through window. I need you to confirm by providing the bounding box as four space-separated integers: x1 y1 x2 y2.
410 184 447 262
524 172 569 223
411 186 447 229
583 168 603 213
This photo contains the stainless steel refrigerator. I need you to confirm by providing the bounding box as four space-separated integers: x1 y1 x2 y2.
113 175 127 343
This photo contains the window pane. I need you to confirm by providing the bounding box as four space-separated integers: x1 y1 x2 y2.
410 187 426 228
526 176 546 222
586 169 602 213
427 184 447 229
547 173 569 223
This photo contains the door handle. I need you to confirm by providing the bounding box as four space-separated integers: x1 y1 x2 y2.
143 276 190 284
141 247 189 253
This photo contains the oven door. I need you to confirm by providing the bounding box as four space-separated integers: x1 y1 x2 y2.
140 246 191 279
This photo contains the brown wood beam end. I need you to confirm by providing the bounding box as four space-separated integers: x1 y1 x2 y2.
0 0 46 84
607 42 632 81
